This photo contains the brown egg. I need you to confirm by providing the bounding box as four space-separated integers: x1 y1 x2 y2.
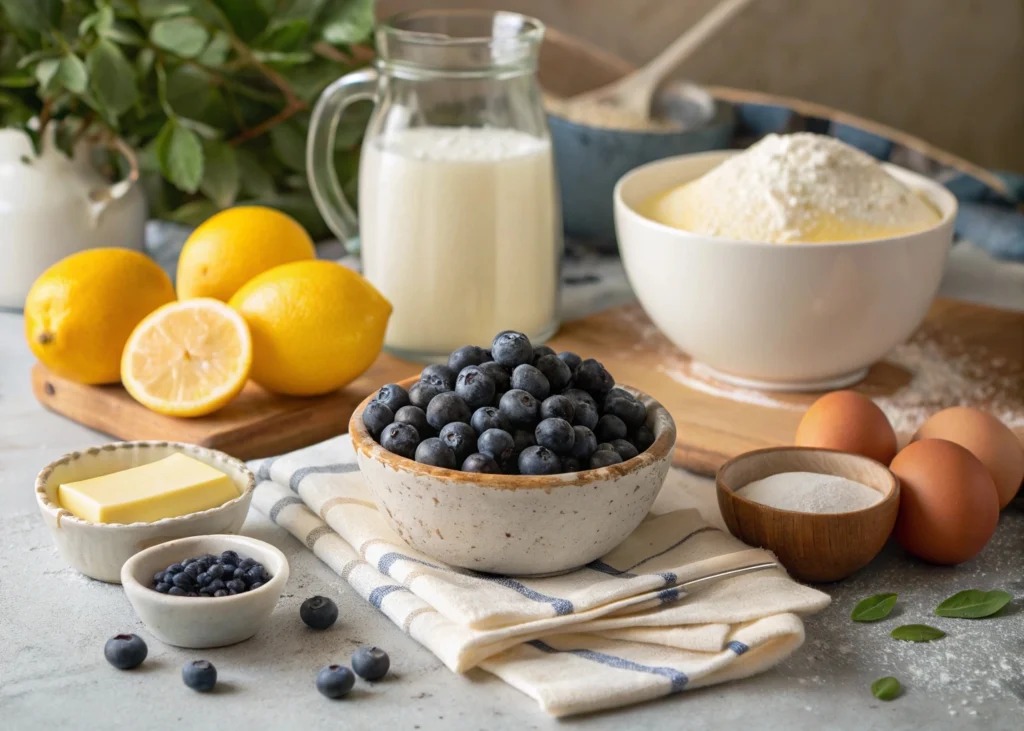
889 439 999 565
794 390 898 464
913 406 1024 509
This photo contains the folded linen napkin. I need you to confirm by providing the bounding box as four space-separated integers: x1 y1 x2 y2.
250 435 829 717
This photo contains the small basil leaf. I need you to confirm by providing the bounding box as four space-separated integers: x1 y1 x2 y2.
934 589 1012 619
851 593 897 622
871 677 901 701
890 624 945 642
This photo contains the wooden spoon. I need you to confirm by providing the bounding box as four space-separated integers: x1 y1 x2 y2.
563 0 754 121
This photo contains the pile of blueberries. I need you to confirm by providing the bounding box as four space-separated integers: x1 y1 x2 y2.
152 550 269 597
362 330 654 475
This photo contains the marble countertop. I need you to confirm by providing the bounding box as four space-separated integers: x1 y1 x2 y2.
2 243 1022 730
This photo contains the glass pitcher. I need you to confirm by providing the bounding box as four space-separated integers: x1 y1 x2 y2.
307 10 562 362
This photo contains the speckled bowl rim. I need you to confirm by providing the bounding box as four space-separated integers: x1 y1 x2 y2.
716 446 900 518
35 441 256 529
349 376 676 490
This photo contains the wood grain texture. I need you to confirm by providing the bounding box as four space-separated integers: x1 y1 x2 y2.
715 447 900 582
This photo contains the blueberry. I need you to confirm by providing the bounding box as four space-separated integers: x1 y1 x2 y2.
595 414 628 442
361 401 394 440
394 405 432 438
448 345 487 373
374 383 410 413
471 406 511 435
561 456 583 472
172 572 194 590
168 586 187 596
477 428 515 463
603 387 634 406
408 381 447 410
213 589 228 597
518 445 561 475
153 570 165 584
439 422 477 464
221 563 237 575
491 331 533 368
557 351 583 371
540 394 575 422
196 572 210 586
633 424 655 452
301 596 338 630
478 361 511 393
165 562 184 575
233 566 248 579
239 557 256 569
207 564 225 580
415 437 457 469
535 418 575 454
316 665 355 699
182 557 197 566
221 551 239 564
455 366 496 409
104 633 148 670
569 426 598 459
246 566 267 585
184 562 203 579
351 646 390 681
572 401 599 430
380 422 420 459
574 359 614 396
534 354 572 392
182 660 217 692
532 344 556 361
425 392 471 431
226 579 246 593
499 389 539 429
199 589 213 597
590 449 623 469
512 429 536 457
462 453 500 473
511 364 550 400
562 388 597 411
604 395 647 430
596 442 616 452
421 363 456 391
155 582 171 593
208 579 226 592
250 582 264 590
188 591 200 597
609 438 639 461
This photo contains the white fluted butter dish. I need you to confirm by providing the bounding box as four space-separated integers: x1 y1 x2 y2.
35 441 255 583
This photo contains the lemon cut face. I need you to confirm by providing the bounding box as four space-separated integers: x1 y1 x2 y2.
121 299 253 417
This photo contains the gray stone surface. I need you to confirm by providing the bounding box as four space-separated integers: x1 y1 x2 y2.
2 245 1023 729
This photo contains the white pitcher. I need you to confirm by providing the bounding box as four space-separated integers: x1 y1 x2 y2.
0 127 147 309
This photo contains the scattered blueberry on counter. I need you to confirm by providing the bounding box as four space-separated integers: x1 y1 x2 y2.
351 647 390 681
153 552 269 597
317 665 356 699
365 331 651 475
300 595 339 630
182 660 218 692
104 633 148 669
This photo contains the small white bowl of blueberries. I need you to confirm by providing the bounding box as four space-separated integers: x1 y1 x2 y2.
350 330 676 576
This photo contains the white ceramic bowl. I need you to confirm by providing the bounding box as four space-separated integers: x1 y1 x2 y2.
121 535 289 648
35 441 255 583
350 377 676 576
614 150 958 390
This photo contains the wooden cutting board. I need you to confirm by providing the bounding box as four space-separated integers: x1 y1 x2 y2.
33 297 1023 469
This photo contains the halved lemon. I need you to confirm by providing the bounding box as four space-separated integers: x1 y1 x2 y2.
121 298 252 418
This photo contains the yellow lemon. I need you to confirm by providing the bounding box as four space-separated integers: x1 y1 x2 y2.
176 206 316 301
229 260 391 396
25 249 176 385
121 299 253 417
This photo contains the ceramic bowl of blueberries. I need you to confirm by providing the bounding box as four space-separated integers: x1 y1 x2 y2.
121 534 289 648
349 331 676 576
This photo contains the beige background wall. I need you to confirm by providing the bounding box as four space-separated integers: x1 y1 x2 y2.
379 0 1024 172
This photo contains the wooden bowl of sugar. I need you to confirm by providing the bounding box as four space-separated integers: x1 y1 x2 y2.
716 447 900 582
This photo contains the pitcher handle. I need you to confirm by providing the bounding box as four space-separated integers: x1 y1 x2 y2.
307 68 378 250
88 136 140 225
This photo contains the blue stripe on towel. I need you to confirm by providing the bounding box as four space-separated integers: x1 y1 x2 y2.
727 641 750 655
528 640 688 692
368 585 409 609
657 588 679 604
377 552 447 576
268 495 304 522
290 462 360 490
256 457 277 482
585 527 718 578
586 560 637 578
484 577 574 616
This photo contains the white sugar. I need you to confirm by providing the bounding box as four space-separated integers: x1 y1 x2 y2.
736 471 882 513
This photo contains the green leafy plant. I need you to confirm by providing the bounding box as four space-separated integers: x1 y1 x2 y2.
889 624 945 642
871 676 902 701
850 593 897 622
934 589 1012 619
0 0 376 237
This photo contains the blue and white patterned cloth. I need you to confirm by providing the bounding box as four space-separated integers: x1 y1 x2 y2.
249 435 829 717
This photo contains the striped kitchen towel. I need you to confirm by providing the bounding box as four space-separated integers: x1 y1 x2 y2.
250 435 829 717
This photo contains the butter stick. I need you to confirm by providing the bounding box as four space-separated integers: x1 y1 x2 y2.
58 453 238 524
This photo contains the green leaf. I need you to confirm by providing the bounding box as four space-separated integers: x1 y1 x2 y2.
86 40 137 115
253 50 313 66
934 589 1012 619
199 139 239 207
871 677 901 701
851 593 898 622
320 0 374 45
236 147 277 198
34 58 59 90
269 121 307 172
155 120 204 193
103 22 146 46
167 199 219 225
213 0 269 42
255 18 310 51
197 31 231 66
0 0 61 32
79 6 115 36
55 54 89 94
165 65 212 119
136 48 156 78
151 17 210 58
890 624 945 642
0 74 35 88
138 0 190 19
